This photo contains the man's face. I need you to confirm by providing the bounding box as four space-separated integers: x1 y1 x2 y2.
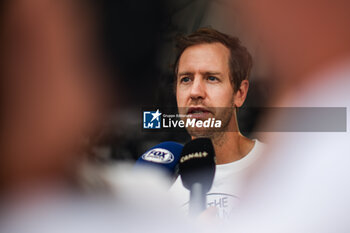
176 42 235 137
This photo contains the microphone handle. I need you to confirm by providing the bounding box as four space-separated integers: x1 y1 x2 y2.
189 182 206 217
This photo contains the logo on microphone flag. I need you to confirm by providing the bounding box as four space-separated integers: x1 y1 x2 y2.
143 109 161 129
142 148 174 163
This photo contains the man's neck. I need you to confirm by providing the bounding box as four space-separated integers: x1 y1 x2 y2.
211 132 255 165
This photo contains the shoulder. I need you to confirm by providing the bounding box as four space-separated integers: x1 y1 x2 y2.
253 139 265 151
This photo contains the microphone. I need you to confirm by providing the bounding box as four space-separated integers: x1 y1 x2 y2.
135 141 183 180
179 138 216 216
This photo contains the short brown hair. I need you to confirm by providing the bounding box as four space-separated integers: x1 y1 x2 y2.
174 27 252 92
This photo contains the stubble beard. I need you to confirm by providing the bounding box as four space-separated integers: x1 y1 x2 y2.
185 103 235 143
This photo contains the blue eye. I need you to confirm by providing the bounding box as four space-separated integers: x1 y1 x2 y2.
180 77 190 83
208 76 218 81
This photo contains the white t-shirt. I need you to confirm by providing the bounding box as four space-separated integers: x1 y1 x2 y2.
169 139 264 219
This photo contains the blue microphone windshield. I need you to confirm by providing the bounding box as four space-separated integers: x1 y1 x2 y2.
135 141 183 178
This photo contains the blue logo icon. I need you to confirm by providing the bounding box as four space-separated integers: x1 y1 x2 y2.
143 109 161 129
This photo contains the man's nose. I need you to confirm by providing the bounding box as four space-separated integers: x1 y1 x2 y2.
190 77 206 100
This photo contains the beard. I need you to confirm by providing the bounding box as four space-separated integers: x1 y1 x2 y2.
187 107 234 138
179 97 235 139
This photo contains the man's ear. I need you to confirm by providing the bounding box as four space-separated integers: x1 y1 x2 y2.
233 80 249 107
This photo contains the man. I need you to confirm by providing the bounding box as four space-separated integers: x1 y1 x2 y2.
169 28 264 219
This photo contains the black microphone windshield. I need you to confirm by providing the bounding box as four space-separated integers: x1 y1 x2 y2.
179 138 216 193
